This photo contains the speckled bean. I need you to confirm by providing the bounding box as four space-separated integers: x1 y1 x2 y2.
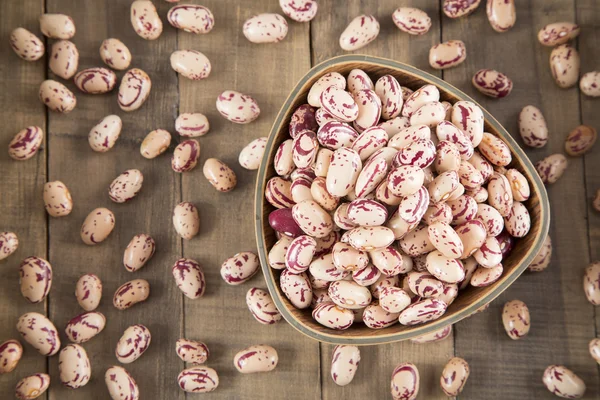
74 68 117 94
216 90 260 123
486 0 516 32
167 4 214 34
113 279 150 310
59 344 90 388
220 252 259 285
141 128 171 158
399 298 446 325
173 202 200 239
122 234 154 273
472 69 513 98
286 235 317 273
310 254 348 281
399 224 435 256
328 280 372 309
535 154 568 184
589 339 600 364
580 72 600 97
584 262 600 305
428 170 459 203
443 0 481 18
234 345 278 374
109 169 143 203
502 299 530 339
176 338 209 364
49 40 78 79
393 7 431 35
39 80 76 113
347 198 387 226
339 15 380 51
518 105 548 148
308 72 346 107
16 312 60 356
528 234 552 272
39 13 75 39
105 366 139 400
100 38 131 70
10 28 44 61
175 113 210 138
75 274 102 311
429 40 467 70
542 365 586 399
203 158 237 192
243 14 288 44
312 302 354 329
347 69 374 95
239 137 266 170
488 172 513 216
280 269 313 308
15 373 50 400
19 256 52 303
390 362 420 400
451 101 484 146
440 357 470 396
118 68 151 112
80 208 114 245
471 263 503 287
246 288 281 325
343 226 395 252
170 50 211 80
177 366 219 393
550 44 580 89
426 251 466 283
565 125 597 156
9 126 43 161
504 201 531 238
279 0 318 22
0 340 23 374
131 0 162 40
43 181 73 217
455 219 487 259
115 325 151 364
89 115 122 153
538 22 580 46
437 121 474 160
171 258 206 299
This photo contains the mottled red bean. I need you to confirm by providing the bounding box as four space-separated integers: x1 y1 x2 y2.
172 258 206 299
167 4 214 34
16 312 60 356
113 279 150 310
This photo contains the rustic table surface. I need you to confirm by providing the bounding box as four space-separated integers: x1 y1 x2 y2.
1 0 599 399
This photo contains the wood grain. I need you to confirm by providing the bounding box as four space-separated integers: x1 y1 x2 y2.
309 2 454 399
0 0 47 398
178 1 319 399
44 1 182 399
578 0 600 385
442 1 599 398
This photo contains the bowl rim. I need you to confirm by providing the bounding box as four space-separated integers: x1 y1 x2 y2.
254 54 551 345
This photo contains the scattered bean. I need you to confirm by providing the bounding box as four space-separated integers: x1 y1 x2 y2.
123 234 155 272
535 154 568 184
9 126 44 161
81 207 115 245
10 28 44 61
116 324 151 364
89 115 122 152
59 344 90 389
167 4 214 34
176 113 210 137
105 366 139 400
392 7 431 35
390 362 419 400
246 288 282 325
542 365 586 399
550 44 580 89
100 38 131 70
216 90 260 123
109 169 143 203
15 373 50 400
74 68 117 94
580 71 600 97
177 366 219 393
19 256 52 303
172 258 206 299
486 0 516 32
75 274 102 311
173 202 200 239
339 15 380 51
16 312 60 356
39 13 75 39
176 338 209 364
440 357 470 397
49 40 79 79
429 40 467 70
39 80 76 113
279 0 318 22
130 0 162 40
518 105 548 148
113 279 150 310
141 129 171 159
0 340 23 374
118 68 151 112
565 125 597 156
502 299 530 339
472 69 513 98
170 50 211 80
538 22 580 46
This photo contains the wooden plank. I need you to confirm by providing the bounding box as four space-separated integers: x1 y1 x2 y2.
0 0 48 397
45 1 182 399
310 2 453 399
443 1 599 398
178 1 319 399
577 0 600 361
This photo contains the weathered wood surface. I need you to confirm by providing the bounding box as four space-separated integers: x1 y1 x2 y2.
0 0 598 399
0 0 47 399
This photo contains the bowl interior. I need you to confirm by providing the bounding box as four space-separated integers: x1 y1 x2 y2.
255 55 550 345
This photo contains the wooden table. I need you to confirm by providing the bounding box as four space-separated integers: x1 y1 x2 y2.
1 0 599 399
